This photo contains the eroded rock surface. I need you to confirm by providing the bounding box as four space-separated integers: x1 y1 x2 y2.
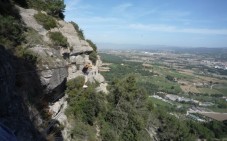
29 46 68 93
51 21 93 55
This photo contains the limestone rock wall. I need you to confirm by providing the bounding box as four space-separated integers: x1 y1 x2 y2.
18 6 108 141
19 7 106 94
28 46 68 93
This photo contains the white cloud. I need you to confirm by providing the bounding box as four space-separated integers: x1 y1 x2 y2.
129 24 227 35
181 28 227 35
129 24 176 32
112 3 133 13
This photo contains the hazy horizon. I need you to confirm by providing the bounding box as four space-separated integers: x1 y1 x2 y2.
64 0 227 48
96 42 227 50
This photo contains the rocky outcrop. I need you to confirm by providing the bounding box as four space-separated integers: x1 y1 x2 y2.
18 7 49 42
96 83 108 94
48 95 72 141
17 5 108 141
87 66 105 83
51 21 93 55
29 46 68 93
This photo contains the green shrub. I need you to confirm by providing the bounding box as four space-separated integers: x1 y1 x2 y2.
71 121 96 140
34 12 57 30
101 126 118 141
70 21 85 40
89 51 98 65
0 15 24 48
66 76 85 92
49 32 69 47
27 0 65 19
16 47 38 64
24 28 44 46
86 39 97 52
46 0 65 19
27 0 47 10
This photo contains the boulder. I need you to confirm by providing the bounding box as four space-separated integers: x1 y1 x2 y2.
94 73 105 83
96 55 103 67
70 55 85 64
96 83 108 94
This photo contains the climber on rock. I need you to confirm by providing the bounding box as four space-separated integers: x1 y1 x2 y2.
82 62 92 88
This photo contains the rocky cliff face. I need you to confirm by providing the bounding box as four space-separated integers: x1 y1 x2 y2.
14 6 107 141
0 46 45 141
0 3 108 140
19 6 106 93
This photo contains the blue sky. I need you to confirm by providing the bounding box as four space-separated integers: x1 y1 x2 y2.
64 0 227 48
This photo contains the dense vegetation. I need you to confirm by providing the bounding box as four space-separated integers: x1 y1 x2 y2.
65 75 153 140
65 76 105 140
65 73 227 140
0 0 24 49
100 53 182 95
0 15 24 49
14 0 66 19
97 52 227 140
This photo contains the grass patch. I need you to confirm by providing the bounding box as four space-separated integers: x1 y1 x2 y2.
209 107 227 113
0 15 24 49
151 64 193 80
146 76 182 94
213 85 227 96
169 70 194 80
197 88 221 95
149 97 172 107
71 120 96 141
24 28 44 46
34 12 57 30
49 32 68 47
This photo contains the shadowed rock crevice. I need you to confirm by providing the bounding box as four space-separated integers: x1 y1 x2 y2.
0 45 64 141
